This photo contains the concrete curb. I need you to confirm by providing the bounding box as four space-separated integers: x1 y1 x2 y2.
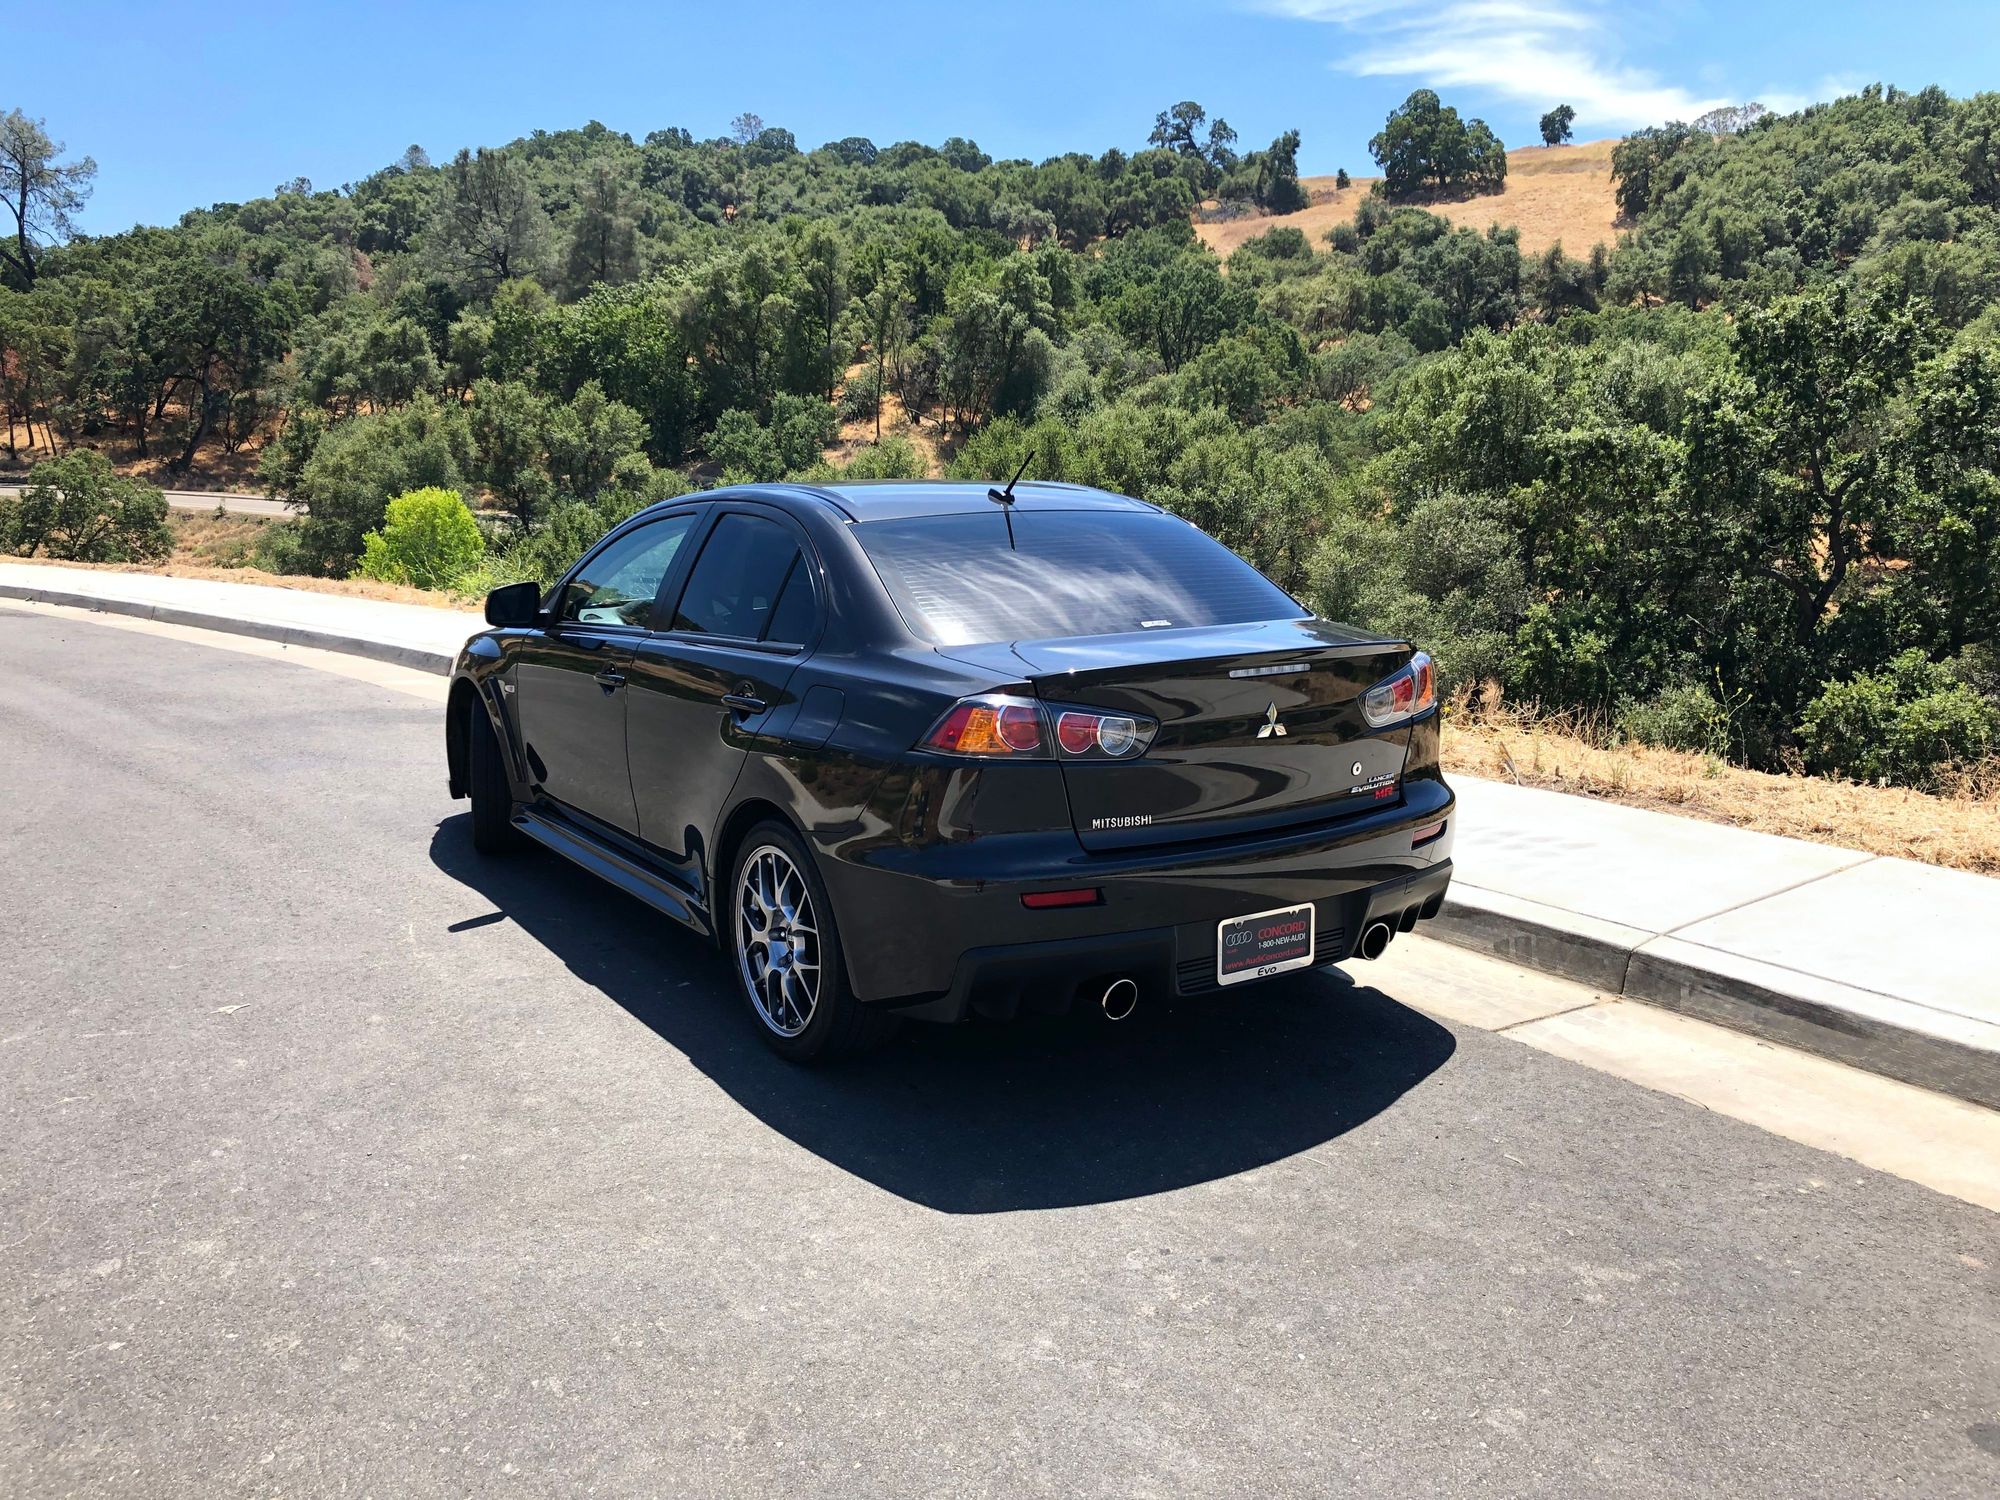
1430 887 2000 1110
0 582 457 675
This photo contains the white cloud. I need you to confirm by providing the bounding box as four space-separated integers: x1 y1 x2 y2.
1255 0 1738 134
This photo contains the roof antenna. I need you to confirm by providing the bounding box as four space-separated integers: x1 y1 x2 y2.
988 453 1029 550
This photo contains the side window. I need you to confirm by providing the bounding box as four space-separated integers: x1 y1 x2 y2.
557 514 696 629
762 558 817 645
670 514 813 643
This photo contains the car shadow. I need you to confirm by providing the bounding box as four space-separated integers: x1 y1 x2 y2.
429 814 1457 1214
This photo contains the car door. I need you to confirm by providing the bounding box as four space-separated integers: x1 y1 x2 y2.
625 506 823 882
512 510 702 835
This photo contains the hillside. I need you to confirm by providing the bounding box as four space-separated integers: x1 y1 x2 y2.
1197 137 1621 259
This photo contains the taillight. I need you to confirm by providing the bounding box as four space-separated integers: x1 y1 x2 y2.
921 695 1048 756
919 697 1157 759
1361 652 1436 728
1054 709 1151 759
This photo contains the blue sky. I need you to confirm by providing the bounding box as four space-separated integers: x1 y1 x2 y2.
28 0 2000 233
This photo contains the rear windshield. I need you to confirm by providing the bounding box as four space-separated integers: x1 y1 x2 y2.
854 509 1304 646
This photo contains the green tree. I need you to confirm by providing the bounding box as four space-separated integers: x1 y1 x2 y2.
1713 283 1931 657
707 392 837 481
1539 105 1576 147
1148 102 1238 191
561 165 640 296
1255 130 1308 214
138 251 296 472
287 395 473 575
790 222 849 402
1 449 169 561
0 109 96 287
1369 90 1507 200
423 147 554 298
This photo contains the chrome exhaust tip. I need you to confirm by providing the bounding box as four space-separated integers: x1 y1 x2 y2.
1100 977 1139 1021
1356 921 1394 961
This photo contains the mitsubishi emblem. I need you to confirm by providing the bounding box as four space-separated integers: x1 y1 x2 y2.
1257 702 1288 738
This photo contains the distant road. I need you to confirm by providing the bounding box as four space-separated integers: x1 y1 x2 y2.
0 483 288 518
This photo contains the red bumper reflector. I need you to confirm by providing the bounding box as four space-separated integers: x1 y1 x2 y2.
1021 887 1102 910
1411 820 1447 848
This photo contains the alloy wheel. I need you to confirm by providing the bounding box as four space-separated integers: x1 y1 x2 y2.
735 844 822 1037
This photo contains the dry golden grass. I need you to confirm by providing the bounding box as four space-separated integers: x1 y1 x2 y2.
827 365 951 475
166 510 272 567
1196 137 1622 262
1196 178 1377 259
1444 689 2000 875
0 432 270 492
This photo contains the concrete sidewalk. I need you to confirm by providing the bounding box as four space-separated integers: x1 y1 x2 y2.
1437 780 1999 1109
0 561 479 670
6 562 1996 1109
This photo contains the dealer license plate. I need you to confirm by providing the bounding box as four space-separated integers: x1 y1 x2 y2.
1215 902 1317 986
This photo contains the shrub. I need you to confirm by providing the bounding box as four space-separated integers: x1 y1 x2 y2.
249 519 310 575
839 434 928 481
354 487 485 590
1619 682 1731 756
288 396 473 575
707 395 842 483
1798 651 1999 790
0 451 172 563
836 370 880 425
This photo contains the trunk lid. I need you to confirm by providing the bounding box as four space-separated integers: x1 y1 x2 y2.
958 620 1415 851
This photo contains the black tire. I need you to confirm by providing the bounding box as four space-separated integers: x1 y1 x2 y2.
727 820 897 1063
467 697 527 855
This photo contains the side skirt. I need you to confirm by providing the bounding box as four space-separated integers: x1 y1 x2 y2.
512 805 714 940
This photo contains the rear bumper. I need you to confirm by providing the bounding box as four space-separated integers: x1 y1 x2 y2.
818 776 1456 1016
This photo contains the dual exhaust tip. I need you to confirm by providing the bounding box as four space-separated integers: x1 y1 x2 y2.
1356 921 1395 961
1097 919 1396 1016
1093 917 1397 1020
1099 976 1139 1021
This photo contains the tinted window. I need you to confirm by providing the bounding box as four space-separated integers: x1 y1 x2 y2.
854 510 1303 646
671 514 808 641
558 513 697 628
762 558 817 645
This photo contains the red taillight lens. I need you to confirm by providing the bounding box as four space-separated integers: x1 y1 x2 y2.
921 696 1050 757
1052 708 1154 759
1361 651 1437 728
1056 712 1098 755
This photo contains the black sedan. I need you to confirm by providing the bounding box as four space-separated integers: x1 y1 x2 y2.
446 480 1455 1061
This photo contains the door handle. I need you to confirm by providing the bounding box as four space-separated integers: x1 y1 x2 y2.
593 667 627 693
721 692 767 716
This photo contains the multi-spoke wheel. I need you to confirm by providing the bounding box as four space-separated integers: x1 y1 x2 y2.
726 821 896 1063
736 844 822 1037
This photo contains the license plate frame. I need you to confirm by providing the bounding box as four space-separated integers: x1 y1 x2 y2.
1215 902 1317 987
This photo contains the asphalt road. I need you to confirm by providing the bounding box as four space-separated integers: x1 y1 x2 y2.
3 606 1997 1498
0 483 288 517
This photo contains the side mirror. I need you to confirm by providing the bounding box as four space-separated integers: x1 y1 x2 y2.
484 580 544 629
